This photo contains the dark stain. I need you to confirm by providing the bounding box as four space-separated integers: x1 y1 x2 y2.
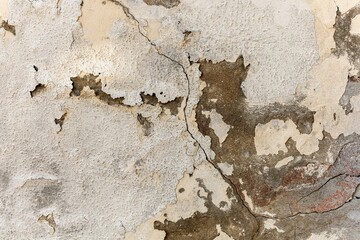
30 84 46 98
33 65 39 72
143 0 180 8
0 171 9 192
154 178 258 240
0 20 16 35
70 74 125 105
137 113 152 136
140 92 183 115
339 74 360 114
55 112 67 133
70 74 182 115
34 181 62 209
333 6 360 67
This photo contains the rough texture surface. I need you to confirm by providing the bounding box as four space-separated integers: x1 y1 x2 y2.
2 0 360 239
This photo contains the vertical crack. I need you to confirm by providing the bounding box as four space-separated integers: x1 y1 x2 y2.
107 0 261 238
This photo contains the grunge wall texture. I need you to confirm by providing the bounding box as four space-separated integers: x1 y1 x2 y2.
1 0 360 239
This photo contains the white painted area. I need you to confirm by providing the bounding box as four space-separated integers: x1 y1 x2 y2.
209 109 230 147
263 219 284 233
218 162 234 176
275 156 294 169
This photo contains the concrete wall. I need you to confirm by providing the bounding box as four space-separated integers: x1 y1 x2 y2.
1 0 360 239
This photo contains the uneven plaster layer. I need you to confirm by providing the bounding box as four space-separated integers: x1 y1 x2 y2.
2 0 360 239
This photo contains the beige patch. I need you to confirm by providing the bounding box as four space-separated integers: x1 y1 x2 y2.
0 0 8 20
145 19 162 41
350 14 360 34
79 0 127 50
254 119 298 155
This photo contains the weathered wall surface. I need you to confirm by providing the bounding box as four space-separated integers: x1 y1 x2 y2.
1 0 360 239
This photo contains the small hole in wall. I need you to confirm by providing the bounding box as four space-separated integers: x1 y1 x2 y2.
178 188 185 193
164 213 167 217
160 92 163 95
333 113 337 121
33 65 38 72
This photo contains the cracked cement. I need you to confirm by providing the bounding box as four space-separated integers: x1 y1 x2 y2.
3 0 360 239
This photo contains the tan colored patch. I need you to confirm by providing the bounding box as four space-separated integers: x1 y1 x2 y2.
78 0 127 49
0 0 8 20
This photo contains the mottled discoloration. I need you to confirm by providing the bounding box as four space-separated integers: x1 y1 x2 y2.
154 178 258 239
143 0 180 9
35 182 62 209
194 56 324 215
333 6 360 69
339 74 360 114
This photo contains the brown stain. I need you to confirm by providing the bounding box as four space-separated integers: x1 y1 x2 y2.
55 112 67 133
143 0 180 8
194 55 350 217
140 92 183 115
70 74 125 106
154 179 258 240
333 6 360 66
1 20 15 35
70 74 182 115
30 84 46 98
